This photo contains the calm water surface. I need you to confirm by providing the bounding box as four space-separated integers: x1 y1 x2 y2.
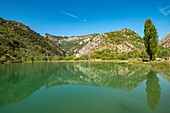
0 62 170 113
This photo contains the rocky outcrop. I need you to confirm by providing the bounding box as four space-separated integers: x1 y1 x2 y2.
44 33 68 45
159 32 170 48
120 28 140 37
77 35 103 57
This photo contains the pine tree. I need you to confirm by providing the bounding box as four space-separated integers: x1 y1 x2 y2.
143 19 158 60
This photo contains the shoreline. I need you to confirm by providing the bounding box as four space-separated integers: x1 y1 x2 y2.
1 60 170 72
2 59 170 63
1 59 170 68
34 59 170 69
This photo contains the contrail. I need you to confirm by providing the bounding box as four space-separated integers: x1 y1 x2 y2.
58 10 78 19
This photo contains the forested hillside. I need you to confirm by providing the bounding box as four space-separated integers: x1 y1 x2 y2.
0 17 65 63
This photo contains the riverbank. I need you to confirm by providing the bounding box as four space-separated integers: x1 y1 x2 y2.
1 59 170 69
37 59 170 69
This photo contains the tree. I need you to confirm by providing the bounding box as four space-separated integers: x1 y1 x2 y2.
143 19 158 60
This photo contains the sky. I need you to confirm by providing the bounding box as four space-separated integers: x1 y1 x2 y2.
0 0 170 40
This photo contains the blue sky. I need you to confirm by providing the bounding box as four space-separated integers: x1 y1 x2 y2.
0 0 170 40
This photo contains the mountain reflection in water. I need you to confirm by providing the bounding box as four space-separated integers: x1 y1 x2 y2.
0 62 169 112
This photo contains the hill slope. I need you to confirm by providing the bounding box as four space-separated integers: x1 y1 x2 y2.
0 17 65 63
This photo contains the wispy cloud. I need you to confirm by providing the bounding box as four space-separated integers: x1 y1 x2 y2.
160 5 170 16
58 10 78 19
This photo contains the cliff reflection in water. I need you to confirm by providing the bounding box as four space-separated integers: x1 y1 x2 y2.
0 62 163 110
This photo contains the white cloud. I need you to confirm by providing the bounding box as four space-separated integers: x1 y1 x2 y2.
160 5 170 16
58 10 78 19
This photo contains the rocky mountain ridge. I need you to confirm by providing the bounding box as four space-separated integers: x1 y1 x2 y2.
45 28 146 57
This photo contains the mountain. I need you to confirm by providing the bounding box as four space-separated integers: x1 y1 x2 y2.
46 28 147 59
0 17 65 63
159 32 170 48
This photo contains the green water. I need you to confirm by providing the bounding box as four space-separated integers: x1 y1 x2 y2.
0 62 170 113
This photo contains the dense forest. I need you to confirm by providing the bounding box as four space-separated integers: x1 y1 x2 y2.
0 17 65 63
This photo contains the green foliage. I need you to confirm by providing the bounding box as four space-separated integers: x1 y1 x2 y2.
79 55 90 60
63 56 76 60
139 51 149 58
55 55 90 61
88 49 149 60
0 17 64 63
157 46 170 58
90 53 124 60
143 19 158 60
148 61 170 68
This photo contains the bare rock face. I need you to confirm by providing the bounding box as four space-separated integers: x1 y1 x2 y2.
159 33 170 48
44 33 68 43
78 35 103 56
121 28 135 34
120 28 140 37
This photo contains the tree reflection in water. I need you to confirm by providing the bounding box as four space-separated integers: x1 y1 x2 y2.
146 70 161 110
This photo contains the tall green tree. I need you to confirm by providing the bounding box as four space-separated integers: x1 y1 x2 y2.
143 19 158 60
